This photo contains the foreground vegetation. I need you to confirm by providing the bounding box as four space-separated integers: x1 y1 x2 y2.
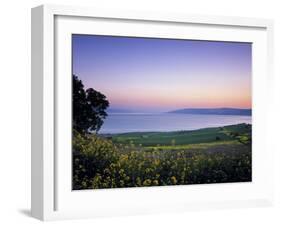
73 123 252 190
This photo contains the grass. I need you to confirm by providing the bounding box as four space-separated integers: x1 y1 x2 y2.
142 140 240 151
73 123 252 189
110 123 251 147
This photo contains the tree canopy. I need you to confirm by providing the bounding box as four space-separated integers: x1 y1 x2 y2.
73 74 109 133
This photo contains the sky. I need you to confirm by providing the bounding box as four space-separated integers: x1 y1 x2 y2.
72 34 252 112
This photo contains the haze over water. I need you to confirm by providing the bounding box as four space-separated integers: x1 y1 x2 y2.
99 113 252 134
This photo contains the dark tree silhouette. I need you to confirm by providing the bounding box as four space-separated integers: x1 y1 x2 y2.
73 75 109 133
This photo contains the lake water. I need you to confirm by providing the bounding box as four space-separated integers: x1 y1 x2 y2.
99 113 251 134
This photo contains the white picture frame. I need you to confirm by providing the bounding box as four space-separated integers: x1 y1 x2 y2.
31 4 274 221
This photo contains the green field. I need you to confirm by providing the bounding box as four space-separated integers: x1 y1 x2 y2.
73 123 252 190
110 123 251 148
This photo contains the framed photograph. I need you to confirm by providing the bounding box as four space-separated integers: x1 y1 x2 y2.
31 4 274 221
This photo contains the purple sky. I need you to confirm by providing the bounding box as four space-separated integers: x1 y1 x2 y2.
72 34 252 112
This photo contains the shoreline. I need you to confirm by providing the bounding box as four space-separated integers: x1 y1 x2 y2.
99 123 252 136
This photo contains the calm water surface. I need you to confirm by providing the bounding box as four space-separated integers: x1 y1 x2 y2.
99 113 251 134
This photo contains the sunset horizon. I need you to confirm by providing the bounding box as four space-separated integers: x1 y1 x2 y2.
73 34 251 112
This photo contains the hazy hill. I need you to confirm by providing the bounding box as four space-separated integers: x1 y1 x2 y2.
168 108 251 116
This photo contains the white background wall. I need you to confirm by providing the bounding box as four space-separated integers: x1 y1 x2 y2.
0 0 280 225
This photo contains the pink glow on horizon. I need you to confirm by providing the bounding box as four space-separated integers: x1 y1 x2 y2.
83 68 251 111
73 35 252 111
103 83 251 110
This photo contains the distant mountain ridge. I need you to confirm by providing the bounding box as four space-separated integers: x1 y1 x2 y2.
168 108 251 116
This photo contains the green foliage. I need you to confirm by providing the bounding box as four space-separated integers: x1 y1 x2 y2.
73 124 252 190
73 75 109 133
72 130 119 189
111 123 251 147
